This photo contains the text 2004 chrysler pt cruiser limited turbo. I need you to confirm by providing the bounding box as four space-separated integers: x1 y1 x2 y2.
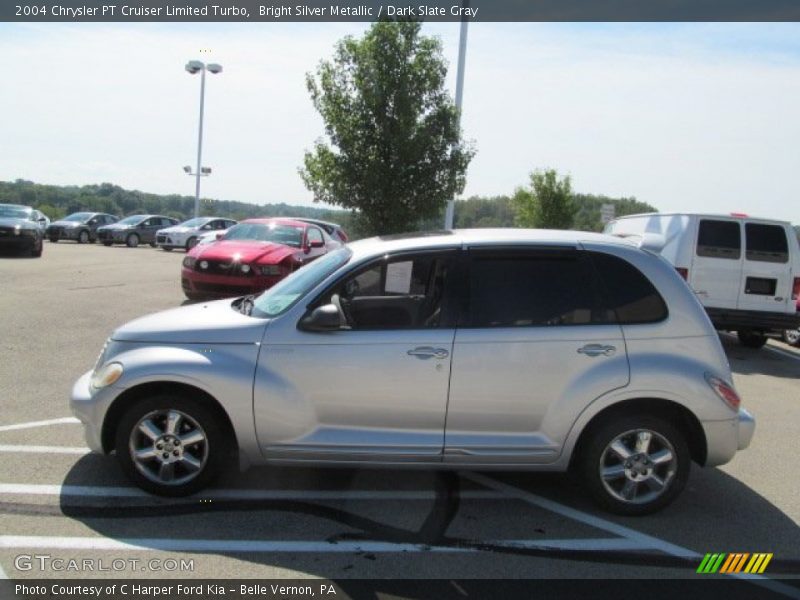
71 229 755 515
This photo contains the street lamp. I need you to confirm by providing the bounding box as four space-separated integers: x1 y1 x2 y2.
185 60 222 219
444 1 469 230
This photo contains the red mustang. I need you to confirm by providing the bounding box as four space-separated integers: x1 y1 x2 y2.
181 218 344 300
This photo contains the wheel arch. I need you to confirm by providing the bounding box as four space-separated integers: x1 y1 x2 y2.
101 381 238 458
568 397 707 470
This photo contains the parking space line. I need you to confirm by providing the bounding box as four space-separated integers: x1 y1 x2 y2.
0 445 89 455
0 482 503 501
0 417 80 432
765 344 800 362
467 473 800 599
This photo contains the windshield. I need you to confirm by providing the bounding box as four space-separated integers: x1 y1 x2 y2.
117 215 147 225
0 205 32 219
253 247 352 317
178 217 212 228
224 223 304 247
64 212 93 222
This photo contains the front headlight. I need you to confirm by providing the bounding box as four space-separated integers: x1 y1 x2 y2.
90 362 124 390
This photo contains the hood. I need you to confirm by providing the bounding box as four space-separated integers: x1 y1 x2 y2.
50 220 82 228
190 240 297 265
0 217 37 229
111 299 268 344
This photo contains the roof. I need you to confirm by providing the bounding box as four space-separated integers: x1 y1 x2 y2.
613 212 792 226
348 228 637 260
241 217 310 228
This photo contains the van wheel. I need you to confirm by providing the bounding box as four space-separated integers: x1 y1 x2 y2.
579 415 689 515
115 395 227 497
738 329 767 349
782 329 800 347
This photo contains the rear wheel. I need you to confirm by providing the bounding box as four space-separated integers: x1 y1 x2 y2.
782 329 800 347
162 246 174 252
186 237 198 251
102 241 113 246
126 233 140 248
579 415 689 515
78 230 90 244
115 395 227 496
738 329 767 349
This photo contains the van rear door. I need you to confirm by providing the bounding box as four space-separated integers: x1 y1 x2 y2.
737 222 793 314
690 218 743 310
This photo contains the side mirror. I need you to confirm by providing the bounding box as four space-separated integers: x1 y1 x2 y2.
215 232 225 240
309 240 325 248
299 304 341 332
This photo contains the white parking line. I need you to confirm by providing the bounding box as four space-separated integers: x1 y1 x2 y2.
0 482 503 501
0 445 89 455
467 473 800 599
0 417 80 432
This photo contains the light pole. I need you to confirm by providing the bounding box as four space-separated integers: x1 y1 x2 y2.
444 2 469 230
185 60 222 219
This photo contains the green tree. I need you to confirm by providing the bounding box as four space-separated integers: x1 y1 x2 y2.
512 169 575 229
300 21 475 236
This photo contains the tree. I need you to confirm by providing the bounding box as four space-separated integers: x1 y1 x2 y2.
300 21 475 236
512 169 575 229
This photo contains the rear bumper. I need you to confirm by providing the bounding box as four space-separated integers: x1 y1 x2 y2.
706 307 800 331
702 408 755 467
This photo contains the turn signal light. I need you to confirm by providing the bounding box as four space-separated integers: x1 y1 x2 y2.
792 277 800 301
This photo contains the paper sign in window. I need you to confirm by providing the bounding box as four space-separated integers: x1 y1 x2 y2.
385 261 413 294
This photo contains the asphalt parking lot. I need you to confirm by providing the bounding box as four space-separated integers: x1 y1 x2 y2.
0 242 799 589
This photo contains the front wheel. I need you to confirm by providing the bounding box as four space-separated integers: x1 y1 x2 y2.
782 328 800 347
126 233 140 248
738 329 767 349
186 237 198 251
78 230 90 244
578 415 690 515
115 395 227 496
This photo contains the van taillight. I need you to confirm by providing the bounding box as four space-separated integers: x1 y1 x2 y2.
676 267 689 281
793 277 800 301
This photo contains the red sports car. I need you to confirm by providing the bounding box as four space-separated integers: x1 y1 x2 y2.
181 218 344 300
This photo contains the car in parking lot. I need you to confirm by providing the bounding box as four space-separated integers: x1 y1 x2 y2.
0 203 44 257
71 229 755 515
97 214 179 247
46 212 119 244
180 218 342 300
156 217 238 251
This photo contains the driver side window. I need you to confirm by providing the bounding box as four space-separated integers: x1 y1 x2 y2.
325 254 451 330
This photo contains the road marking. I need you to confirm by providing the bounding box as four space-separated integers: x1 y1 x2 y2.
0 482 503 501
765 344 800 363
0 445 89 455
0 417 80 432
467 473 800 599
0 535 644 554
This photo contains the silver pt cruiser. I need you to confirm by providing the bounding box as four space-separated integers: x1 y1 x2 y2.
71 229 755 515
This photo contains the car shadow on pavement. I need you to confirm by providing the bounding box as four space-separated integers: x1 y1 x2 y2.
721 336 800 380
29 454 800 579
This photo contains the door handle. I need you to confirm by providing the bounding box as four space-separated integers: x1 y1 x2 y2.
407 346 449 360
577 344 616 357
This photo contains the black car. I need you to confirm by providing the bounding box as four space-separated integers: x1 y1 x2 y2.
0 204 44 257
96 214 179 247
46 212 119 244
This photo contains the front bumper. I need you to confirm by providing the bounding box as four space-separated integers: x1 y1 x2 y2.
0 233 38 252
181 267 282 298
70 370 120 454
702 407 756 467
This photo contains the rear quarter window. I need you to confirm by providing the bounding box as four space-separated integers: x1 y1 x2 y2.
696 219 741 259
589 252 668 324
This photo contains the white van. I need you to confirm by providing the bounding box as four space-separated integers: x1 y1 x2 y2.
605 213 800 348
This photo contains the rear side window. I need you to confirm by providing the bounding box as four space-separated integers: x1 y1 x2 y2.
745 224 789 263
696 220 741 259
468 252 611 327
589 252 668 324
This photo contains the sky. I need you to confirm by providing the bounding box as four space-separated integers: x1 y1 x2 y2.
1 22 799 222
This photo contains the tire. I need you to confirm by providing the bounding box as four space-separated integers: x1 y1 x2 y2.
186 237 198 251
78 230 90 244
30 240 43 258
578 415 690 516
183 290 206 302
149 241 158 248
102 241 113 247
162 246 174 252
738 329 767 349
115 394 228 497
49 237 58 243
126 233 140 248
782 329 800 347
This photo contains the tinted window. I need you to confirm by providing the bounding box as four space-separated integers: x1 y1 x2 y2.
696 220 741 259
589 252 668 324
468 252 609 328
745 223 788 263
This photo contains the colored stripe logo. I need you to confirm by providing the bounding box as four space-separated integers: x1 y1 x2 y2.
697 553 773 574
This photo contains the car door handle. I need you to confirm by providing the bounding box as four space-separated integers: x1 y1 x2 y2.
577 344 616 357
407 346 449 360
